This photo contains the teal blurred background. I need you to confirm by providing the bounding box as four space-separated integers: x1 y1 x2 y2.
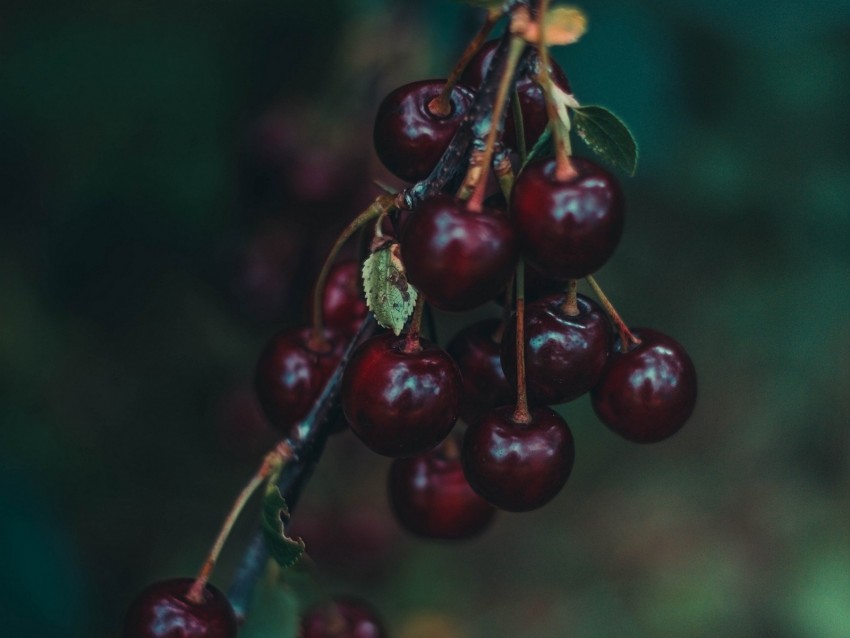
1 0 848 636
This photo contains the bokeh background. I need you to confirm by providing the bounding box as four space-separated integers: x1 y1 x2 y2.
1 0 848 636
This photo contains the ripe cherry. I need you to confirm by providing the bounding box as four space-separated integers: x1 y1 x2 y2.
388 442 496 540
501 293 612 405
373 80 476 183
461 40 571 150
123 578 237 638
255 327 345 434
301 597 387 638
401 194 518 312
462 406 574 512
320 260 367 339
511 157 625 280
446 319 515 425
341 333 462 457
591 329 697 443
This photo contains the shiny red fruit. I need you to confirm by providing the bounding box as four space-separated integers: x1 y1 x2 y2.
401 194 518 311
511 157 625 280
123 578 237 638
501 293 612 405
461 40 571 149
591 329 697 443
301 597 387 638
321 260 367 338
255 327 345 434
388 445 496 539
373 80 475 182
341 333 462 457
446 319 515 425
462 406 574 512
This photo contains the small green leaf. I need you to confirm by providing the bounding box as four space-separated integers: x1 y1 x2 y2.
362 243 418 336
570 105 639 176
261 486 305 569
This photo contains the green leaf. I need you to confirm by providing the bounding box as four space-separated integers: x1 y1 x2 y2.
525 126 554 166
261 486 305 569
362 243 418 336
570 105 639 176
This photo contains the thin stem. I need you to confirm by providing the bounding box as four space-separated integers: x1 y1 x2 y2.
429 11 501 117
311 195 393 349
493 144 515 201
466 35 527 213
186 447 289 605
512 260 531 424
585 275 641 351
403 295 426 353
511 87 527 162
562 279 579 316
536 0 576 181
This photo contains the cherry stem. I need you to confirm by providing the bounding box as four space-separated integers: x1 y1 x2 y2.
562 279 579 316
511 88 528 162
536 0 576 182
429 11 501 117
585 275 641 351
512 260 532 424
310 195 393 349
186 444 293 605
403 295 426 353
466 35 527 213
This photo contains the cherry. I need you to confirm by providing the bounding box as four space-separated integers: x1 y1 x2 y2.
373 80 476 183
341 333 462 457
301 597 386 638
591 329 697 443
319 260 368 339
461 40 571 150
388 444 496 540
501 293 612 405
255 327 345 434
511 156 625 280
123 578 237 638
446 319 515 425
462 406 574 512
400 194 518 312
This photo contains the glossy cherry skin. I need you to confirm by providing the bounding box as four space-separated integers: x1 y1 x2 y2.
462 406 575 512
321 260 367 338
255 327 345 434
501 293 612 405
461 40 571 149
373 80 476 182
401 194 518 311
341 333 463 457
123 578 237 638
388 445 496 539
446 319 515 425
511 157 625 280
301 597 387 638
591 328 697 443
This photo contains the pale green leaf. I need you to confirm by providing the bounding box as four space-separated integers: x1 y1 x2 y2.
362 244 417 336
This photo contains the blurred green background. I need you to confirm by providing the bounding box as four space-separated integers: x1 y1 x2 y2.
1 0 848 636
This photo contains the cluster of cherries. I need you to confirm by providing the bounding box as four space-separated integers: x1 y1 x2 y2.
123 31 697 638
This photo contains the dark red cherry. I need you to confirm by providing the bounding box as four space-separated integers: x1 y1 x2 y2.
255 327 345 434
511 156 625 280
401 194 518 311
446 319 515 425
388 444 496 539
320 260 367 339
461 40 571 149
301 597 387 638
341 333 462 457
501 293 612 405
123 578 237 638
462 406 574 512
373 80 475 182
591 329 697 443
